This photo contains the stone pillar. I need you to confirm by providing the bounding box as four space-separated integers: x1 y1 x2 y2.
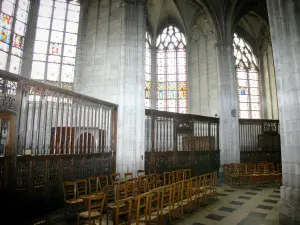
78 0 146 176
216 42 240 165
266 0 300 224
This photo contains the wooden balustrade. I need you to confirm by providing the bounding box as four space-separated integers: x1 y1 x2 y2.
145 109 220 175
239 119 281 163
0 71 118 217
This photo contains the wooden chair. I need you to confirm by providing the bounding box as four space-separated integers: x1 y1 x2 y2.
124 172 133 179
76 179 88 198
133 192 151 225
137 170 145 177
137 175 148 194
114 197 134 225
198 174 207 204
183 169 192 180
170 181 183 220
98 175 108 191
125 178 136 198
62 181 84 219
116 180 127 200
77 193 106 225
149 187 162 224
159 184 172 224
110 173 120 185
88 177 99 194
163 172 173 185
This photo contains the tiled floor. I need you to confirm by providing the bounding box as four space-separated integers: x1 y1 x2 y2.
37 185 280 225
173 185 280 225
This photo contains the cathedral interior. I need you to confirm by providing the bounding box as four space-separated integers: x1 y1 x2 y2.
0 0 298 224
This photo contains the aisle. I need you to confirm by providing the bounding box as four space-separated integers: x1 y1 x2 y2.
173 185 280 225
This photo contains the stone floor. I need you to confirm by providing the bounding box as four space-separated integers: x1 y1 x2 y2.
38 185 280 225
173 185 280 225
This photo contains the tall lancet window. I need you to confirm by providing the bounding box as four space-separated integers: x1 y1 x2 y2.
145 32 151 109
234 33 260 119
0 0 30 74
31 0 80 90
156 25 187 113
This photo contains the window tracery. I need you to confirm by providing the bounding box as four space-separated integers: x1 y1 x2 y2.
156 25 187 113
234 33 260 119
31 0 80 90
0 0 30 74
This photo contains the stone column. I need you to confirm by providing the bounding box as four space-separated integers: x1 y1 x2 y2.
78 0 146 177
216 42 240 165
266 0 300 224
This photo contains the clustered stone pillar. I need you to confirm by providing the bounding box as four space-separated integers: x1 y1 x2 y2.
216 42 240 166
266 0 300 224
78 0 146 176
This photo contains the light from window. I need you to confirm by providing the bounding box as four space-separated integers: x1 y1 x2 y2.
31 0 80 90
0 0 30 74
156 25 187 113
145 32 151 109
233 33 260 119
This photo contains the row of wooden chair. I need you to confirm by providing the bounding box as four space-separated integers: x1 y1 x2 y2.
78 171 218 225
223 162 282 187
62 169 192 220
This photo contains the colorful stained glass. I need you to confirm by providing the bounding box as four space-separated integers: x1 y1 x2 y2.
0 27 11 44
145 32 151 108
156 25 187 113
49 42 61 55
0 13 12 29
13 33 23 48
31 0 80 90
234 33 260 119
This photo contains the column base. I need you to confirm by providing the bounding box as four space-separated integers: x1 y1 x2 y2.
279 201 300 225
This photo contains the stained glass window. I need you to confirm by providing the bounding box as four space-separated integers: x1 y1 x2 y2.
156 25 187 113
145 32 151 108
31 0 80 90
0 0 30 74
234 33 260 119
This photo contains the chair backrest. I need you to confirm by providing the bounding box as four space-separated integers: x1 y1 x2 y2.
137 170 145 177
247 163 257 173
257 162 266 173
104 185 115 204
135 192 151 225
87 193 106 218
163 172 172 185
116 180 127 200
149 187 162 216
62 181 76 202
266 163 275 173
277 164 282 173
124 172 133 179
76 179 87 197
183 169 192 179
115 197 134 225
98 175 108 190
125 178 136 198
138 175 149 194
88 176 99 194
110 173 120 185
